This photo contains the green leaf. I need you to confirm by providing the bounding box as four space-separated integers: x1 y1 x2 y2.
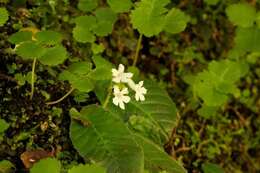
91 43 105 54
0 160 14 173
70 105 144 173
128 80 178 133
30 158 61 173
71 78 94 92
73 15 97 43
197 105 218 119
9 31 33 44
134 134 186 173
107 0 133 13
38 45 67 66
130 0 188 37
67 61 92 76
130 0 169 37
234 27 260 52
0 119 9 133
59 61 95 92
68 164 106 173
73 26 96 43
226 3 256 27
89 67 112 80
16 41 45 59
202 163 224 173
189 60 249 106
163 8 189 34
75 15 97 30
59 71 94 93
35 30 62 45
93 8 117 36
78 0 98 12
0 7 8 26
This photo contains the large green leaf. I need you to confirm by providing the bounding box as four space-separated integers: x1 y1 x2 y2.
134 134 186 173
68 164 106 173
70 105 144 173
128 80 178 134
226 3 256 27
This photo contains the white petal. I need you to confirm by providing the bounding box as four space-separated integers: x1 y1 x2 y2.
122 95 130 103
112 77 121 83
139 81 144 86
112 68 118 76
135 93 140 101
125 72 133 78
118 64 125 73
113 97 119 106
140 94 145 101
119 101 125 110
121 87 129 94
141 88 147 94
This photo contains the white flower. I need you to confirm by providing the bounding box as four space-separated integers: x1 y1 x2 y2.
112 86 130 110
112 64 133 83
134 81 147 101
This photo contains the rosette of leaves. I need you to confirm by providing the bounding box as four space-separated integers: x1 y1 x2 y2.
73 8 117 43
185 60 249 107
130 0 189 37
9 30 68 98
9 30 67 66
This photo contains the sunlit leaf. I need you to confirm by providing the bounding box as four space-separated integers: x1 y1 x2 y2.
226 3 256 27
70 105 144 173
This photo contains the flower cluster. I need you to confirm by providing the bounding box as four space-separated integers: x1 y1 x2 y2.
111 64 147 110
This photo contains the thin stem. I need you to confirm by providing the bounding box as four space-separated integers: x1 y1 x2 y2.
102 83 113 109
46 88 75 105
133 34 143 67
30 58 37 100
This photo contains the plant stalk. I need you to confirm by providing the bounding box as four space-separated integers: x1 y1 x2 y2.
133 34 143 67
30 58 37 100
102 83 113 109
46 88 75 105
